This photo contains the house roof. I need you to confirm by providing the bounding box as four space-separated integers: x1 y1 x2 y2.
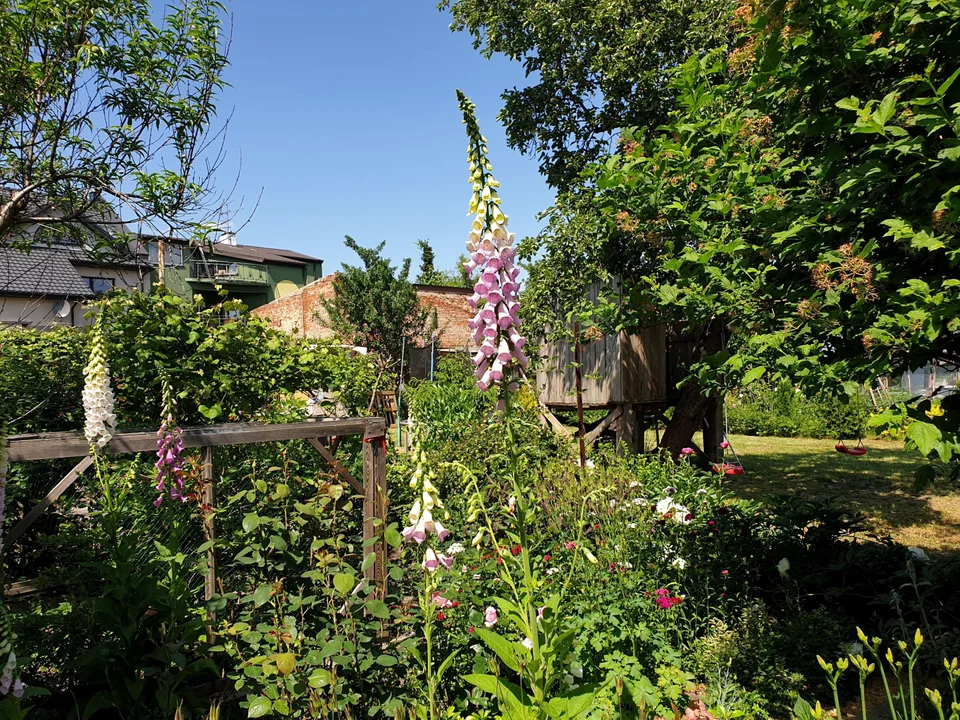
209 243 322 267
144 234 322 267
0 246 94 299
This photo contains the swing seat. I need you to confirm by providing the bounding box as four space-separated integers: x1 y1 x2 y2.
712 463 744 476
846 446 867 456
835 442 848 454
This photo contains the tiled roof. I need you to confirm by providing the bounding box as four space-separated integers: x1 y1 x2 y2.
0 247 93 298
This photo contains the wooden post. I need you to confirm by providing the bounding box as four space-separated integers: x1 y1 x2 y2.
202 446 217 642
702 396 724 463
573 320 587 471
362 425 388 599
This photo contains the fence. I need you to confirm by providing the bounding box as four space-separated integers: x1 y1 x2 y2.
4 418 389 635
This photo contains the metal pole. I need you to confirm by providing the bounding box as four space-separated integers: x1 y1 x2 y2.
398 337 406 447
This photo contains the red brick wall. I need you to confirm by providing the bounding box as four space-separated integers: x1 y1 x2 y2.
252 275 476 350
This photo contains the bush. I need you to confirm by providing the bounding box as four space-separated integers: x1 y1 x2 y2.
726 382 870 439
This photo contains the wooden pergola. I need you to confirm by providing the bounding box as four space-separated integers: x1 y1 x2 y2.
4 418 389 632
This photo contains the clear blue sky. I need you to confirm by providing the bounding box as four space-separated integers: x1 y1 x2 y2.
215 1 555 277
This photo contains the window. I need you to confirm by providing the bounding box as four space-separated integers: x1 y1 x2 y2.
146 242 184 267
82 276 115 295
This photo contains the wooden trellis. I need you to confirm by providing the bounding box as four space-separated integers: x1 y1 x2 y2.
4 418 390 616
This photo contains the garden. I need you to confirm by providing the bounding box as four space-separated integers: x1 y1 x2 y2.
1 0 959 718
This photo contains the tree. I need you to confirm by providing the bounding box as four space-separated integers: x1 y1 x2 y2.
527 0 960 469
440 0 735 188
321 237 427 373
0 0 230 252
416 239 473 288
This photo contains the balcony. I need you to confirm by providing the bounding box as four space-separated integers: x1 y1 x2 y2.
188 260 268 285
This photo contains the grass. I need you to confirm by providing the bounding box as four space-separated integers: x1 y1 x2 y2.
722 434 960 552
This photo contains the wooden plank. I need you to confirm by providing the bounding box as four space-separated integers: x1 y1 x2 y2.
539 404 572 438
202 446 217 643
7 418 387 462
584 407 621 446
362 435 388 599
5 455 93 547
307 438 364 495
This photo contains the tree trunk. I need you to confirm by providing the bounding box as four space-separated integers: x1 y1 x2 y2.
659 320 724 459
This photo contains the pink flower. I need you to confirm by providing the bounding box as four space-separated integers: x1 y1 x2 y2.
721 570 729 576
720 441 730 449
432 592 454 609
483 606 498 628
537 606 545 621
680 447 695 456
564 541 577 550
423 548 440 573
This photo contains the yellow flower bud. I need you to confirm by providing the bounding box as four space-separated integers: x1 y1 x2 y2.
817 656 833 673
886 649 895 665
837 658 850 672
472 529 485 547
857 627 868 644
915 628 924 647
583 548 598 564
899 640 908 652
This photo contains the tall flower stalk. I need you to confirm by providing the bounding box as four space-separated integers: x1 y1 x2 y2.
155 378 186 506
453 92 601 719
82 313 117 450
458 90 528 393
403 420 458 720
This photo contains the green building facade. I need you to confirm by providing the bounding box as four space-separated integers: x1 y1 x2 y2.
149 237 322 311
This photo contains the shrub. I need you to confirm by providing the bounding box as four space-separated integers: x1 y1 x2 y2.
725 382 870 439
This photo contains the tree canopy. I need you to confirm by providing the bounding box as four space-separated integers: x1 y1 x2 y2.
322 237 426 373
0 0 230 251
440 0 735 188
523 0 960 472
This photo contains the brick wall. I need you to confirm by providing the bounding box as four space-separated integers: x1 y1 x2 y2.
252 275 477 351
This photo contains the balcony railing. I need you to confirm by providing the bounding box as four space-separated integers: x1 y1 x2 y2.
188 260 268 285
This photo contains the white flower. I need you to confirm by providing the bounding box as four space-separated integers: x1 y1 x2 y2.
629 481 640 488
671 557 687 570
777 558 791 577
564 674 576 688
609 499 617 509
545 567 559 576
633 498 647 506
521 637 533 650
696 488 708 495
447 542 466 555
907 546 929 562
655 498 675 515
571 664 584 679
627 523 636 529
82 325 117 449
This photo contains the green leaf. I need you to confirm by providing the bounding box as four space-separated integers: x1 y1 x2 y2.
242 513 260 533
333 573 355 595
463 674 526 716
913 464 937 493
905 420 942 456
741 366 766 386
936 66 960 97
873 92 897 126
474 628 522 673
273 699 290 716
836 97 860 111
366 598 390 619
198 403 222 419
384 524 403 548
274 653 296 676
252 584 272 607
247 696 272 718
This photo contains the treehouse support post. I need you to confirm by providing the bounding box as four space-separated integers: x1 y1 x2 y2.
702 397 724 463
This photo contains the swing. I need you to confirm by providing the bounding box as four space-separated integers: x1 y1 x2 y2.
712 405 745 476
834 385 869 456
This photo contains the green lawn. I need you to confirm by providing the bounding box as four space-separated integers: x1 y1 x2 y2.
722 434 960 552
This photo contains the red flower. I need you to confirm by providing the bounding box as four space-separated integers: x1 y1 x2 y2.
543 554 551 563
468 626 474 633
511 545 522 556
437 612 445 621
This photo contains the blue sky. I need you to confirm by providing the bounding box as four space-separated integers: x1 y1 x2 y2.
215 1 555 277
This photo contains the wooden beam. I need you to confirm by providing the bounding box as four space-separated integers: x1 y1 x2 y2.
5 455 93 547
584 407 621 446
307 438 364 495
362 435 388 600
7 418 387 462
539 404 572 438
616 405 638 455
202 446 217 643
702 396 723 463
